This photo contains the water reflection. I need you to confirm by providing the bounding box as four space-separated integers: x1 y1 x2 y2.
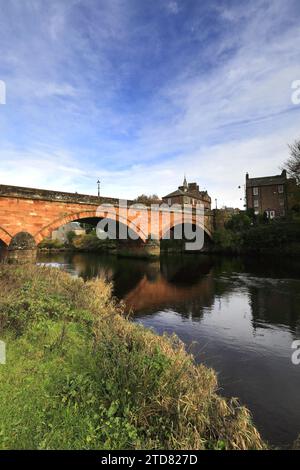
4 248 300 447
124 256 216 317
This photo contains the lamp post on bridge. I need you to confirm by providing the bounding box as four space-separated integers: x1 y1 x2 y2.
97 180 100 198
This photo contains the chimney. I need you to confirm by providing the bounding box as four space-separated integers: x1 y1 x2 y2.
188 183 199 192
281 169 287 178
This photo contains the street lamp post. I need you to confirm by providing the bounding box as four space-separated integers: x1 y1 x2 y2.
238 184 246 207
97 180 100 197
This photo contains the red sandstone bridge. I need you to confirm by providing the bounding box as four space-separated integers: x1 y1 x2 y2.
0 184 214 260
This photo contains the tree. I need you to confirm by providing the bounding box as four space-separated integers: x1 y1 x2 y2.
80 222 95 234
66 230 76 245
284 140 300 184
245 208 256 223
225 213 251 232
133 194 161 205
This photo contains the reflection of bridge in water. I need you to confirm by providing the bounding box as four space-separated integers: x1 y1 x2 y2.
124 273 214 313
123 260 215 315
58 252 300 333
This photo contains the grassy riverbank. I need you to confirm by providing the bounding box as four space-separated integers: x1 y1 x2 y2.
0 265 265 450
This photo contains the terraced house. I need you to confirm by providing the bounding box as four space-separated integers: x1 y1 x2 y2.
245 170 297 218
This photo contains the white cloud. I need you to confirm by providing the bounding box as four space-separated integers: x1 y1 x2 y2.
0 0 300 208
1 117 296 212
0 147 88 193
167 2 180 15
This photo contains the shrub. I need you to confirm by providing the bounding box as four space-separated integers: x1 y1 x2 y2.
213 228 241 251
225 213 251 232
72 233 116 252
242 221 300 252
38 239 64 250
66 231 76 245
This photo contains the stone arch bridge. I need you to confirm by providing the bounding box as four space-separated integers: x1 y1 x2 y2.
0 184 214 261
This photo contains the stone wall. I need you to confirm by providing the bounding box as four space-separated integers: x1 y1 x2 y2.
0 184 127 206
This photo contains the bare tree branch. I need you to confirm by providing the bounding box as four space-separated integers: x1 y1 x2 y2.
284 140 300 184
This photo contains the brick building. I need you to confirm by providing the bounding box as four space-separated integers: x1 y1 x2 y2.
245 170 291 218
162 177 211 210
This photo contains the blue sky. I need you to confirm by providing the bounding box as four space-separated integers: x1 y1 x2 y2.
0 0 300 207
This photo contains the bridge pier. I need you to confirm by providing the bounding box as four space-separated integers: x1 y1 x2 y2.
7 232 37 264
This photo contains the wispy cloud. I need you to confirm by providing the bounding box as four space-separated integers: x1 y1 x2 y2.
166 2 180 15
0 0 299 207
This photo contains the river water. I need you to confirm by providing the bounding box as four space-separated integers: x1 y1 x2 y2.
2 249 300 447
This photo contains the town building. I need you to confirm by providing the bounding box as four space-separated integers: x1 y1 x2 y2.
162 177 211 210
52 222 86 243
245 170 292 218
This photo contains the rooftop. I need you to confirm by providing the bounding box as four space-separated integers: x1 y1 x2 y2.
246 170 287 187
163 188 210 200
163 177 211 201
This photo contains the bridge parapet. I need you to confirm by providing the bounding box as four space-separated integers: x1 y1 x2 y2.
0 184 131 206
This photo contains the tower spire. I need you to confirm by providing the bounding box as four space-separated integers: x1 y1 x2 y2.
183 174 188 188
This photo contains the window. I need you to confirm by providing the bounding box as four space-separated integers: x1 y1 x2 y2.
168 198 171 206
278 185 284 194
253 187 258 196
254 199 259 208
279 198 284 207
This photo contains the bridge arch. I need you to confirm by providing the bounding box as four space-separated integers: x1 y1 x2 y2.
34 209 149 244
160 219 213 241
0 227 12 247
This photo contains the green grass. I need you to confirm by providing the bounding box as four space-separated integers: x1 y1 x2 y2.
0 265 265 450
